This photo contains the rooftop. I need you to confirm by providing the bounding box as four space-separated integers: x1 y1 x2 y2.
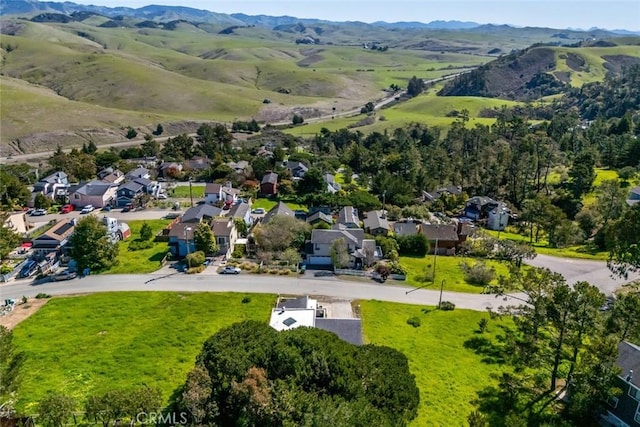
617 340 640 388
363 210 390 231
181 204 222 223
420 223 459 242
262 201 295 224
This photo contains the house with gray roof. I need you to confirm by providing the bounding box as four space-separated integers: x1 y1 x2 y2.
307 211 333 227
260 172 278 195
30 171 70 206
337 206 359 228
227 160 250 175
125 167 151 180
262 201 295 224
363 210 390 236
627 186 640 207
181 204 222 224
393 220 420 236
69 180 117 208
308 228 380 267
282 161 309 178
602 340 640 426
323 173 341 193
116 181 145 207
228 202 252 226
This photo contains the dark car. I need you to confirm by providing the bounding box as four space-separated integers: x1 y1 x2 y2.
314 271 334 277
51 270 78 282
122 203 133 213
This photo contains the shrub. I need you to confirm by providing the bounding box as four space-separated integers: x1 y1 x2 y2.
397 234 429 256
478 318 489 333
278 269 291 275
21 295 28 304
439 301 455 311
186 265 205 274
388 261 407 275
0 264 14 275
231 244 246 259
407 316 421 328
128 240 155 251
268 269 279 274
126 127 138 139
35 293 51 299
185 251 205 267
241 297 251 304
460 261 495 286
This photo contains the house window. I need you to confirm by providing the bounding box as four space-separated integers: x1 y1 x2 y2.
635 404 640 424
74 194 79 199
630 384 640 401
607 396 619 408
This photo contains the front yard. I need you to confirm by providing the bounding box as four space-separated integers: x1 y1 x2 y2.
103 219 172 274
250 197 307 212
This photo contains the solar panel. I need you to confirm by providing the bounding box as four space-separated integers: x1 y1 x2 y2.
54 223 73 236
283 317 297 327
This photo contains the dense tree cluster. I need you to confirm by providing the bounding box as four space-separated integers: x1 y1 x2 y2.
172 321 419 426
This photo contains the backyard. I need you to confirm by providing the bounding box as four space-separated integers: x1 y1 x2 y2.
361 300 509 426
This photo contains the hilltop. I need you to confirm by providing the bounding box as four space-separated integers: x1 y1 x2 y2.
438 41 640 100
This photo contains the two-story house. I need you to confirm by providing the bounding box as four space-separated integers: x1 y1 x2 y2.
307 228 381 268
125 167 151 181
228 202 252 227
363 210 390 236
282 161 309 178
262 202 295 224
116 181 145 207
204 183 239 205
31 171 69 205
68 180 117 208
181 204 222 224
98 167 125 185
323 173 342 193
627 186 640 207
227 161 250 175
261 172 278 196
32 218 76 254
419 223 459 255
212 218 238 258
168 223 196 258
602 340 640 427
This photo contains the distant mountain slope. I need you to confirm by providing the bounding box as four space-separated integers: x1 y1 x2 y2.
438 43 640 100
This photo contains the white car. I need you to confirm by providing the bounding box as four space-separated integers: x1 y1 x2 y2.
156 193 168 200
219 266 241 275
81 205 95 214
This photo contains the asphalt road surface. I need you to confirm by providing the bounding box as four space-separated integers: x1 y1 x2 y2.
524 254 640 295
0 273 524 312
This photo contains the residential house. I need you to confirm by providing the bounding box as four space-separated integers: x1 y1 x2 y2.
323 173 342 193
204 183 239 205
212 218 238 257
627 186 640 207
260 172 278 196
337 206 359 228
228 202 252 226
31 171 69 203
227 160 250 175
601 340 640 426
116 181 145 207
363 210 390 236
308 206 332 216
463 196 497 220
4 212 28 235
262 202 295 224
455 221 476 244
307 228 381 268
131 177 158 195
32 218 76 254
422 185 463 203
168 223 196 257
393 220 420 237
97 167 125 185
69 180 117 208
486 202 510 231
307 211 333 227
185 157 210 172
257 147 274 158
269 296 363 345
282 161 309 178
125 167 151 181
181 204 222 224
419 224 459 255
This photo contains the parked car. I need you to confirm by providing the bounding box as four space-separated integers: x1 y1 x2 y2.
50 270 77 282
251 208 265 214
30 209 47 216
219 266 241 275
314 271 335 277
156 193 168 200
80 205 95 214
122 203 133 213
60 204 74 214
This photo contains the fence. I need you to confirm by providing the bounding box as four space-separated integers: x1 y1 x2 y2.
0 259 28 283
333 268 371 277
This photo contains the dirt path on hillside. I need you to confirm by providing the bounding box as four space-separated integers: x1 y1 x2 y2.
0 298 49 330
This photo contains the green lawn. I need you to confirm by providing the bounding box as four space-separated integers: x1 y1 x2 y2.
169 185 205 198
361 301 509 426
399 255 511 293
12 292 275 411
250 198 307 212
103 220 171 274
484 229 609 260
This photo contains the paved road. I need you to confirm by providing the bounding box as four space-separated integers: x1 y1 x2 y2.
524 254 640 295
0 273 522 312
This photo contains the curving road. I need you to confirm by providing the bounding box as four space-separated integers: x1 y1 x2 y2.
0 273 522 312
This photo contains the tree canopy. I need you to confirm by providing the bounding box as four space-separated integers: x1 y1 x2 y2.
69 216 119 272
173 321 419 427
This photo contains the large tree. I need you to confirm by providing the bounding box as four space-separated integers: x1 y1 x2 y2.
193 223 218 256
253 215 310 253
0 326 25 400
0 215 22 260
174 321 419 426
37 393 76 427
607 204 640 278
69 216 119 273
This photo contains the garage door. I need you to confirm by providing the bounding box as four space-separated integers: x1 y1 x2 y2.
307 256 332 265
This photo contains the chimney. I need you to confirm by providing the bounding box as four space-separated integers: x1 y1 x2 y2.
626 370 634 382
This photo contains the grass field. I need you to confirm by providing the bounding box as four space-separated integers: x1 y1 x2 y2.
250 198 307 212
361 300 509 426
12 292 275 411
169 185 205 198
483 229 609 260
399 255 511 293
103 220 171 274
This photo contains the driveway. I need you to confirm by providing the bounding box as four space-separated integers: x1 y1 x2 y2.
524 254 640 295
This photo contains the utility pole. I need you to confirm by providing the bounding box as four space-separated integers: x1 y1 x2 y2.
189 178 194 207
438 279 446 309
432 238 438 281
185 226 192 268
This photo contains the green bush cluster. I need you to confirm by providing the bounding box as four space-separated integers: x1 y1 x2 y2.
438 301 455 311
406 316 421 328
127 240 154 251
185 251 205 267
